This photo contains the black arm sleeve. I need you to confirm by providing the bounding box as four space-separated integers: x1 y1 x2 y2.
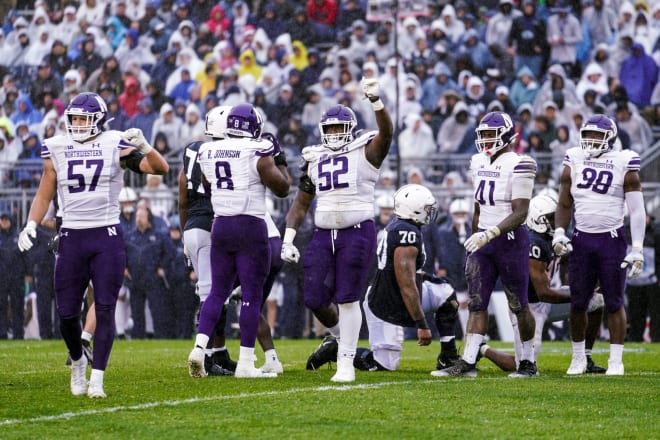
299 174 316 196
121 150 145 174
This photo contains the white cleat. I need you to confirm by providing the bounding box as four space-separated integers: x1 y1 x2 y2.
235 361 277 378
566 356 587 375
87 382 107 398
331 357 355 383
260 360 284 374
605 360 624 376
188 347 207 378
70 355 88 396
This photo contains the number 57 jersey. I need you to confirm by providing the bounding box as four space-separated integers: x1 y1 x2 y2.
42 131 133 229
563 147 641 233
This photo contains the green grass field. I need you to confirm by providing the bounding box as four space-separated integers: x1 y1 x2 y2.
1 339 658 439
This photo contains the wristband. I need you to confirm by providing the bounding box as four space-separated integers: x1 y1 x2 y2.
371 99 384 111
283 228 296 244
632 241 643 251
554 227 566 237
415 319 429 330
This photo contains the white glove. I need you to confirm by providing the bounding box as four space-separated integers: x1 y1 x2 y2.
281 242 300 263
361 78 380 100
621 247 644 278
18 220 37 252
552 227 573 256
464 226 500 253
587 292 604 313
121 128 152 154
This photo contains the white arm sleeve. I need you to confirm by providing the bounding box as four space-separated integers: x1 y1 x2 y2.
625 190 646 248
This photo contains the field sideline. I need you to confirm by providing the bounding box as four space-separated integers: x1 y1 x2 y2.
1 339 658 439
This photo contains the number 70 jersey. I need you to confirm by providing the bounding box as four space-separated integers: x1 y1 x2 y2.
563 146 641 233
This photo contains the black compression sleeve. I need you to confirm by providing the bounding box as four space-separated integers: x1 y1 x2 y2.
121 150 145 173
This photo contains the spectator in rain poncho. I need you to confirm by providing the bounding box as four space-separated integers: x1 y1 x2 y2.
575 62 609 104
398 112 436 160
437 101 474 154
619 41 658 108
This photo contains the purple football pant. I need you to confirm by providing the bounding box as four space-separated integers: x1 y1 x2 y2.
56 225 125 370
465 224 530 312
302 220 377 310
198 215 270 348
568 227 627 313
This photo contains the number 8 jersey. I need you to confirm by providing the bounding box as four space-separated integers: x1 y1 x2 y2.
42 131 133 229
563 147 641 233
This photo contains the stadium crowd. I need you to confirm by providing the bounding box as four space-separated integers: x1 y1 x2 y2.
0 0 658 346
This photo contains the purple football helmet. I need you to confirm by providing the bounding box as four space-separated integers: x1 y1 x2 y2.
226 103 262 138
319 104 357 150
580 114 617 157
65 92 108 141
475 111 517 157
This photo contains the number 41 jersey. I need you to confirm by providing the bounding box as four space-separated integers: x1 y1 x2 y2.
42 131 133 229
563 146 641 233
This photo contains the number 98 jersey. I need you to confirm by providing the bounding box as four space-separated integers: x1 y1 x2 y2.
563 147 640 233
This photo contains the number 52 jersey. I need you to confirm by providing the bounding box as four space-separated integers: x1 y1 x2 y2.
563 147 641 233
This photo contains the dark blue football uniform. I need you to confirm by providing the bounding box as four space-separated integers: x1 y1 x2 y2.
527 230 555 304
367 217 425 327
181 141 213 232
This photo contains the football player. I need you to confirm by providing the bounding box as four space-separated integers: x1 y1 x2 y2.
187 103 289 379
434 111 539 378
553 114 646 375
280 78 393 382
18 92 169 398
477 193 606 373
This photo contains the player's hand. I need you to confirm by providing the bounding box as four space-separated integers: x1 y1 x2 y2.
621 248 644 277
587 292 604 312
417 328 432 346
281 242 300 263
18 220 37 252
464 226 500 253
227 286 242 306
361 77 380 101
552 228 573 256
121 128 152 154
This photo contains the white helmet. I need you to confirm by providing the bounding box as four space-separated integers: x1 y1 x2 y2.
118 187 137 203
449 198 471 215
526 193 558 234
393 184 437 225
205 105 232 138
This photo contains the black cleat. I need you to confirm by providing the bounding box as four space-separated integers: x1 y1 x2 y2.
509 359 538 378
212 349 237 372
306 335 338 370
353 347 387 371
586 356 606 374
431 358 478 377
205 355 234 376
436 340 460 369
81 339 93 363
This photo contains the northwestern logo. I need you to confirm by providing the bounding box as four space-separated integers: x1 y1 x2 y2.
107 226 117 236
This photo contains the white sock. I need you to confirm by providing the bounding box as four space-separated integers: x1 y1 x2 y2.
609 343 623 364
462 333 484 364
81 331 93 342
194 334 210 350
210 346 227 353
89 369 104 386
585 348 592 357
521 338 535 362
337 302 361 359
239 346 255 363
572 340 586 359
264 349 279 363
326 324 340 338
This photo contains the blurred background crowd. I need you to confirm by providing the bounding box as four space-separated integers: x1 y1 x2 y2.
0 0 658 344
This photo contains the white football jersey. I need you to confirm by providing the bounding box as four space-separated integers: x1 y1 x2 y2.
307 132 380 229
42 131 132 229
469 151 537 229
563 147 641 233
197 136 275 218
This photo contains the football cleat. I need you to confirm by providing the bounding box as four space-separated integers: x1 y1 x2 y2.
436 342 460 370
306 335 338 370
331 357 355 382
204 355 234 376
260 360 284 374
70 355 88 396
212 349 237 372
82 339 93 363
586 356 606 374
353 348 386 372
566 356 587 375
188 347 207 378
235 360 277 378
430 359 478 377
605 360 624 376
509 359 538 378
87 382 107 398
